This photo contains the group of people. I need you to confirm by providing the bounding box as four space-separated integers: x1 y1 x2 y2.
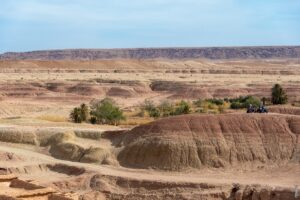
247 104 268 113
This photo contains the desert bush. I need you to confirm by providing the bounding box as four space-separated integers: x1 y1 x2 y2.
142 100 191 117
229 96 261 109
90 116 97 124
142 100 161 118
206 98 224 105
148 108 160 118
90 98 125 125
173 100 191 115
158 101 175 117
70 103 90 123
201 102 209 113
79 103 90 122
70 107 83 123
244 96 261 108
218 105 225 113
193 98 228 114
271 83 288 104
230 101 243 109
208 102 218 110
193 99 203 107
142 100 156 112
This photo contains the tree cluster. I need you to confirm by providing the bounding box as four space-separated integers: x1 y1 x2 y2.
142 100 191 118
70 98 125 125
271 84 288 104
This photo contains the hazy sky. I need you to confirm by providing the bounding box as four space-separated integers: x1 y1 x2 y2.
0 0 300 53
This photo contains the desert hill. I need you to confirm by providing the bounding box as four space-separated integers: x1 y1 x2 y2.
0 113 299 171
118 113 300 170
1 46 300 60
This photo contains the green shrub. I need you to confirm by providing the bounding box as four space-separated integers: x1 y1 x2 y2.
70 107 83 123
218 105 225 113
70 104 90 123
193 99 203 107
206 98 224 105
148 107 161 118
194 98 228 114
244 96 261 108
173 100 191 115
90 98 125 125
158 101 174 117
208 103 218 110
261 97 267 106
229 96 261 109
230 101 243 109
142 100 161 118
143 100 156 112
79 103 89 122
90 116 97 124
271 84 288 104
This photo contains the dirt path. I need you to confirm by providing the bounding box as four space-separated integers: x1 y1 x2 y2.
0 144 299 189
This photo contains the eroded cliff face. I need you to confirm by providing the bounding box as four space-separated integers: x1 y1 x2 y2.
118 114 300 170
1 46 300 60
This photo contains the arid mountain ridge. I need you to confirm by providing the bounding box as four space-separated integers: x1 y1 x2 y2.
1 46 300 60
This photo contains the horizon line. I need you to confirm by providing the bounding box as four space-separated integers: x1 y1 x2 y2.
2 44 300 54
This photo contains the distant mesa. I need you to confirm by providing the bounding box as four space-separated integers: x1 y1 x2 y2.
1 46 300 60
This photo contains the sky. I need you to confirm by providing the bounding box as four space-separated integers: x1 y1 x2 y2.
0 0 300 53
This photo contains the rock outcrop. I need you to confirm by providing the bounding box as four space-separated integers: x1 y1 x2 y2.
0 128 116 165
88 174 300 200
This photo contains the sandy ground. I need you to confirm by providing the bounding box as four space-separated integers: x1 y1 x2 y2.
0 142 299 189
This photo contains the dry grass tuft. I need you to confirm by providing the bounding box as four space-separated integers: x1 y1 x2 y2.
37 115 68 122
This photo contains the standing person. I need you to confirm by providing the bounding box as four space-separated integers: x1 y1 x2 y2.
247 104 254 113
